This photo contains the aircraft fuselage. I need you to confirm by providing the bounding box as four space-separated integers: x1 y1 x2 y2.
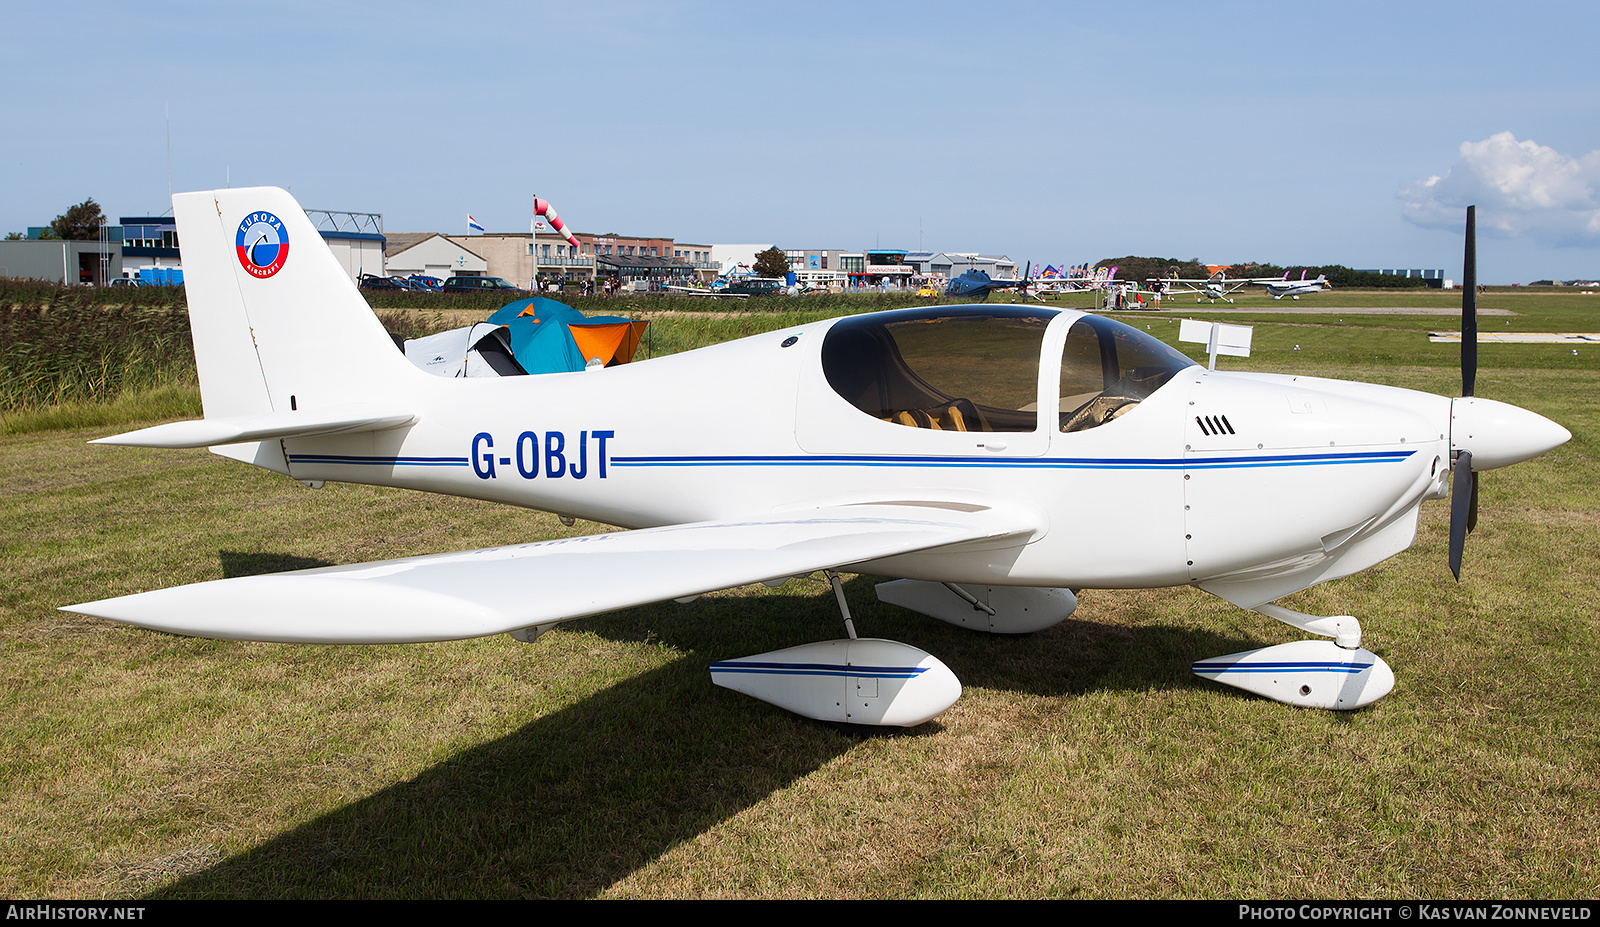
276 308 1451 606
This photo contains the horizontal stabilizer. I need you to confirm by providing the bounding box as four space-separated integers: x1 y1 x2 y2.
63 503 1039 643
91 404 418 448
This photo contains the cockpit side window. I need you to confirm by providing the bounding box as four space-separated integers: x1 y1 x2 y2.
1059 315 1198 433
822 309 1050 432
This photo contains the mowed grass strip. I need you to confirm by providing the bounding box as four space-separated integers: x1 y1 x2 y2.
0 292 1595 898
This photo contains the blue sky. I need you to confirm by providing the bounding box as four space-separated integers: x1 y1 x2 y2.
4 1 1597 283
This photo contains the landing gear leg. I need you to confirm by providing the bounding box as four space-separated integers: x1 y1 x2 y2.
827 570 858 640
1252 603 1361 650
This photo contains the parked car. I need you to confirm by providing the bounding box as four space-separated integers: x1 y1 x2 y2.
359 273 405 291
441 275 521 293
406 275 442 291
722 278 785 297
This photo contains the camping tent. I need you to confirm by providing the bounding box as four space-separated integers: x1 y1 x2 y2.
403 297 649 378
486 298 648 374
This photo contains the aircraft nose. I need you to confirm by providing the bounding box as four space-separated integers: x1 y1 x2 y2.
1451 397 1571 471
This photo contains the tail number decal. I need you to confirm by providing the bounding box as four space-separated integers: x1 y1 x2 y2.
236 211 290 278
472 431 614 480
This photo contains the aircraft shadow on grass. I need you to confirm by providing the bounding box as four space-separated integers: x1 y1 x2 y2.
146 575 1257 899
219 551 335 578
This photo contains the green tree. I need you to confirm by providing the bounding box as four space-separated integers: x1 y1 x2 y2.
752 246 790 279
50 198 106 240
1094 255 1209 282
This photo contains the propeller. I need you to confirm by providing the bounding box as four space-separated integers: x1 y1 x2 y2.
1449 206 1480 580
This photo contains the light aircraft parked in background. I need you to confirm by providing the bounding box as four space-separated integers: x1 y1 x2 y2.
1267 271 1332 299
1152 270 1261 304
1154 269 1333 303
65 192 1568 726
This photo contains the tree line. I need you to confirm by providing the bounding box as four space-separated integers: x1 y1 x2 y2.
4 198 107 241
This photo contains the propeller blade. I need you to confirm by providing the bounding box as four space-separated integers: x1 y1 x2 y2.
1448 450 1474 580
1462 206 1477 398
1468 469 1479 533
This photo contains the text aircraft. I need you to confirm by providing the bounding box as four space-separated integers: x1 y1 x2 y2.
65 191 1569 726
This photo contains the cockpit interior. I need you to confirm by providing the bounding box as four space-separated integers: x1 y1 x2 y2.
820 308 1197 435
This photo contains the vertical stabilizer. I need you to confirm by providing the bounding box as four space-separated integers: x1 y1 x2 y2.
174 187 419 422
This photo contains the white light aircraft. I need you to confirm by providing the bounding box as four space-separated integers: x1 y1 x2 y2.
65 192 1569 726
1267 270 1333 300
1151 270 1258 304
1154 269 1333 304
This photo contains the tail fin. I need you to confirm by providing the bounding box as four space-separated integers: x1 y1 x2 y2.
174 187 417 420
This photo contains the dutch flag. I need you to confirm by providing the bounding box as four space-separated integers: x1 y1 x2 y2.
467 215 484 233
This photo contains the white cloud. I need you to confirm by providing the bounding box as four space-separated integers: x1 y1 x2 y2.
1400 132 1600 246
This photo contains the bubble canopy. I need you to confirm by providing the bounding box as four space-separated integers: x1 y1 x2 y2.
820 307 1197 434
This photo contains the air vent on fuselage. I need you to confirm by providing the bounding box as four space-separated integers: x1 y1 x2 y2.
1195 414 1235 436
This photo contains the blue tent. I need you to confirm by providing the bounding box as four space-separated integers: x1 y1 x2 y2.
485 297 648 374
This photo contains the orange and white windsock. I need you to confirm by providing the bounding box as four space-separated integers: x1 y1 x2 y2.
534 197 580 249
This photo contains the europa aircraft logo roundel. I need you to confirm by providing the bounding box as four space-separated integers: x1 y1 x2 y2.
235 211 290 278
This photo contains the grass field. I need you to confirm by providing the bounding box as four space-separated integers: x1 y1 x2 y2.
1 289 1596 898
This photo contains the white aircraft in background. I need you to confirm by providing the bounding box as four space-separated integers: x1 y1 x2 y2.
65 191 1568 726
1151 270 1258 304
1267 271 1333 299
1153 269 1333 303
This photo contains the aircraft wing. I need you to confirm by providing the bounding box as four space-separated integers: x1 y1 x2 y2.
62 502 1040 644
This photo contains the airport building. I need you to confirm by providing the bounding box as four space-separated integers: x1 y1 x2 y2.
305 209 386 281
119 215 180 282
785 249 851 290
436 232 563 289
901 252 1020 286
384 233 488 281
0 238 121 286
2 196 1054 295
673 242 719 284
0 209 386 286
427 229 718 290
